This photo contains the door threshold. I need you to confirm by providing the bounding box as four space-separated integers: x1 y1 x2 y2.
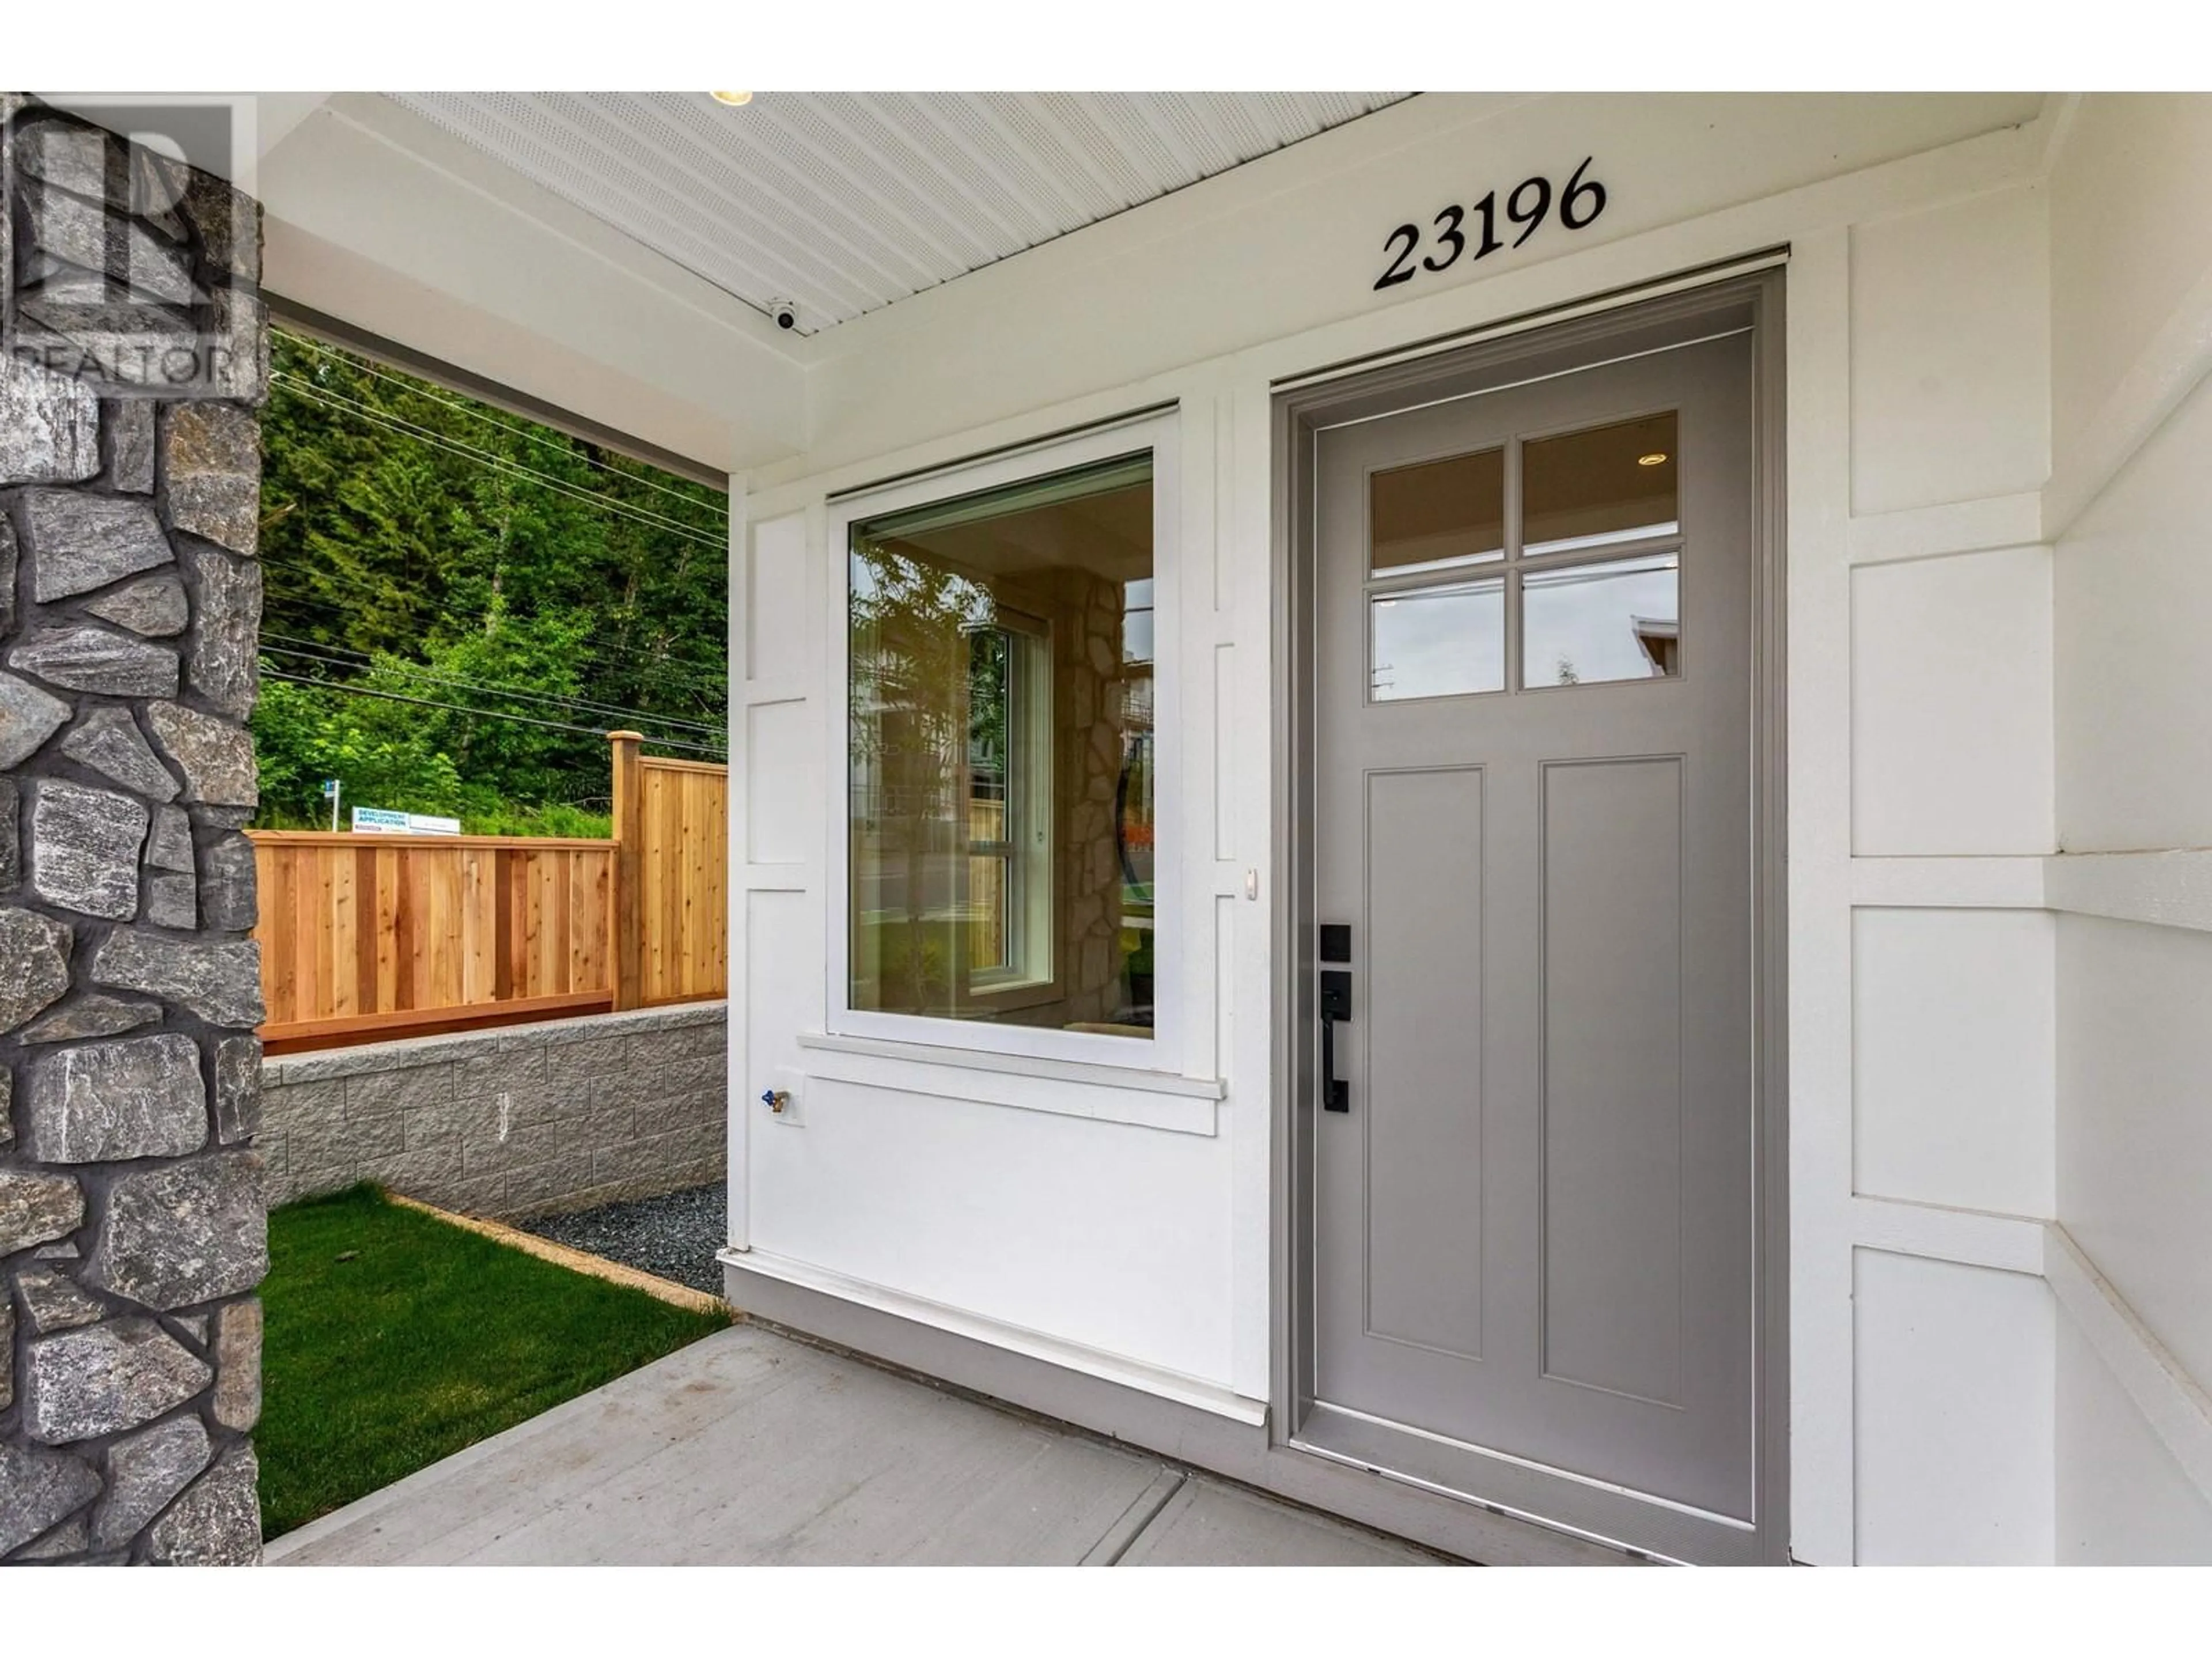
1296 1400 1763 1565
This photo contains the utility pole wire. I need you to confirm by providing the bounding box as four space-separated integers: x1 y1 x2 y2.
282 331 725 515
260 639 728 736
271 373 728 551
261 669 728 758
255 578 733 695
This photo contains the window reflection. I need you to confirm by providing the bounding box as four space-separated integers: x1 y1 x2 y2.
1371 448 1506 576
1521 553 1680 687
849 454 1156 1035
1523 413 1677 556
1372 577 1505 702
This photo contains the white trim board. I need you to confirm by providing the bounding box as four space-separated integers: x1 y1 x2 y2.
1845 493 2044 567
2044 1224 2212 1507
1850 857 2047 910
1849 1195 2048 1276
795 1031 1221 1137
2044 850 2212 935
2043 257 2212 540
719 1247 1264 1426
819 410 1194 1080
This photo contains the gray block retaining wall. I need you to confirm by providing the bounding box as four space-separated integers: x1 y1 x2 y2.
261 1002 728 1221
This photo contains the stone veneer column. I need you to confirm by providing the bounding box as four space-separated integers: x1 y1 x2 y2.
3 98 269 1563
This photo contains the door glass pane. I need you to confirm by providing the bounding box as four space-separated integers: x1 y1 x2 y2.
1521 553 1680 687
1522 413 1678 556
1371 448 1505 575
1372 577 1505 702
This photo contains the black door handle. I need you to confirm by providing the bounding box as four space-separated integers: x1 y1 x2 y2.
1320 968 1351 1113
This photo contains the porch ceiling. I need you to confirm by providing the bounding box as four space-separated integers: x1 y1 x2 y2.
384 92 1410 333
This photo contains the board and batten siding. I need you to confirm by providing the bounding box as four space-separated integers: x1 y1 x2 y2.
2046 94 2212 1566
717 93 2212 1563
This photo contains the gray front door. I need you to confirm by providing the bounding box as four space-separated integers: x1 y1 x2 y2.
1308 329 1760 1559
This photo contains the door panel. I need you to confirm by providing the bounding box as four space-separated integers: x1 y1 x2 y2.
1309 329 1760 1546
1541 754 1684 1408
1365 765 1487 1361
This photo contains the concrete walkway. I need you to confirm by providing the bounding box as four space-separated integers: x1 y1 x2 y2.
267 1323 1450 1566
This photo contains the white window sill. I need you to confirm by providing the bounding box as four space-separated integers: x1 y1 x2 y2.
794 1031 1222 1137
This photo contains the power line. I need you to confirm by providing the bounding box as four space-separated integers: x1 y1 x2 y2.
253 552 732 682
262 616 731 708
262 669 728 757
261 626 730 715
278 330 723 514
262 648 725 745
254 581 733 697
272 372 728 552
273 364 724 544
274 371 726 551
260 638 728 737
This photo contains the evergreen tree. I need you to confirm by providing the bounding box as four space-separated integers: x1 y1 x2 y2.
253 328 728 831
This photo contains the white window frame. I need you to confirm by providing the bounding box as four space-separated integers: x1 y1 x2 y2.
960 607 1055 998
825 410 1185 1072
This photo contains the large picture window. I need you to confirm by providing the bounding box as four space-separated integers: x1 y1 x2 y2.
847 451 1158 1039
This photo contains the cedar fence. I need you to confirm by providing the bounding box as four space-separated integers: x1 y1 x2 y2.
251 732 726 1053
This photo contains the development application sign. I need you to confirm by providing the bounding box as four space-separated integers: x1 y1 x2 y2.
351 806 461 836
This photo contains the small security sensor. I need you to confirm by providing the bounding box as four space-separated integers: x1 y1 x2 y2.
768 299 800 331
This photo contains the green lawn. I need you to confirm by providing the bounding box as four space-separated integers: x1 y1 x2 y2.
259 1184 730 1539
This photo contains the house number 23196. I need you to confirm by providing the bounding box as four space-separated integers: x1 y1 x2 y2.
1374 157 1608 291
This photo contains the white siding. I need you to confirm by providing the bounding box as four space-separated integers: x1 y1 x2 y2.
1853 1251 2055 1565
2054 373 2212 853
2054 917 2212 1388
1850 547 2054 857
2047 94 2212 1565
1853 908 2054 1218
2049 95 2212 483
1849 184 2050 517
2056 1308 2212 1564
1836 177 2060 1560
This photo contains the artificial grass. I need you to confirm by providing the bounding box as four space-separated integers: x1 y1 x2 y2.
258 1183 730 1539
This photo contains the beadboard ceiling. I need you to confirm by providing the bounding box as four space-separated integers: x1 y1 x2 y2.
387 92 1410 332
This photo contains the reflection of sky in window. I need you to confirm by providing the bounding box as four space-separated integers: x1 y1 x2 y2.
1522 554 1679 686
1372 579 1504 700
1124 577 1155 664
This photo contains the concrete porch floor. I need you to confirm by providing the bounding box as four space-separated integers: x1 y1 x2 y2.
266 1321 1453 1566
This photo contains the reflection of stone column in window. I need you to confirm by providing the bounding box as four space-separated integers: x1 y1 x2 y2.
1049 569 1128 1027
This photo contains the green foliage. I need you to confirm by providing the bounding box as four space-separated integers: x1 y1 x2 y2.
252 673 615 835
252 676 468 827
258 1184 729 1538
255 328 727 833
456 800 613 839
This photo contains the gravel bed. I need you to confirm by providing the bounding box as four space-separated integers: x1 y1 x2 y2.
519 1183 728 1297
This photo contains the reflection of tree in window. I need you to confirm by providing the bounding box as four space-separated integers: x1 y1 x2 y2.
967 627 1012 973
1116 578 1156 1019
846 453 1157 1036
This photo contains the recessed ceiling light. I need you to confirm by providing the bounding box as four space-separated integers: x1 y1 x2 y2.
1637 452 1669 467
710 91 753 107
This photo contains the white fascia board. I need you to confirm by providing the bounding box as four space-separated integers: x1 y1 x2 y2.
256 93 806 474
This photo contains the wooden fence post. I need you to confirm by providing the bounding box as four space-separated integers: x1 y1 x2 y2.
609 730 645 1011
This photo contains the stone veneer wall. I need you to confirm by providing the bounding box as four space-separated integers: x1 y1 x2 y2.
262 1003 728 1222
3 101 269 1563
